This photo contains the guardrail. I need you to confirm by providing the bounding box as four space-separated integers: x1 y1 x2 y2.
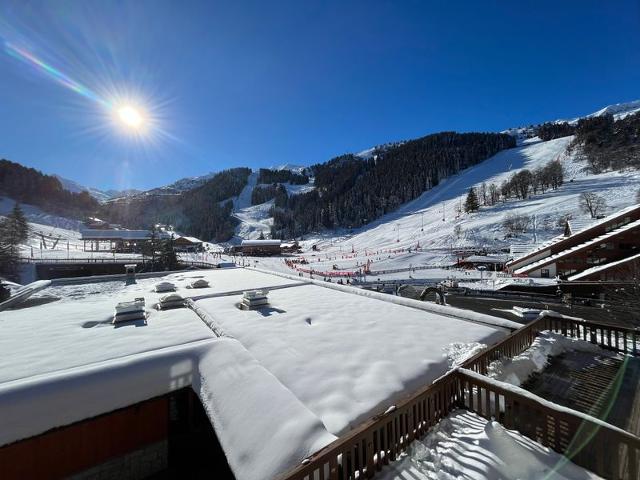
277 313 640 480
19 257 146 264
541 314 640 356
19 257 220 269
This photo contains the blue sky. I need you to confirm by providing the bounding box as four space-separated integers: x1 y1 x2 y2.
0 0 638 191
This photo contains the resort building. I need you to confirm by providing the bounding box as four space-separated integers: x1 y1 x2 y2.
1 267 638 479
507 204 640 279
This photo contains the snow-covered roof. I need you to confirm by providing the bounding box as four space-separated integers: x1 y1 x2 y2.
566 218 597 235
80 228 154 240
175 235 202 244
567 251 640 281
514 217 640 275
461 255 510 264
0 267 513 480
241 239 281 246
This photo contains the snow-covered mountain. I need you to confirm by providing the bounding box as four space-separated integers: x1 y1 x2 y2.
270 163 307 173
15 99 640 253
152 171 218 193
226 100 640 246
54 175 140 203
584 100 640 121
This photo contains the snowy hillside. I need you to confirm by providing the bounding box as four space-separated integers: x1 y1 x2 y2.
230 169 316 241
229 100 640 247
255 134 640 277
582 99 640 121
150 171 217 194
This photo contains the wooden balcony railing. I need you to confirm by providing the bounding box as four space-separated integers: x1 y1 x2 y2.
277 313 640 480
540 314 640 356
457 368 640 480
275 372 461 480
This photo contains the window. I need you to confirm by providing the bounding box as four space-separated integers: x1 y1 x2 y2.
541 268 550 278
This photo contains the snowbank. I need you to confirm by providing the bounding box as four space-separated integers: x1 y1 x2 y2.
252 266 523 331
487 331 604 386
195 339 336 480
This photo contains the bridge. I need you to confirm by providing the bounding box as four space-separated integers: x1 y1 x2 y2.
19 257 221 280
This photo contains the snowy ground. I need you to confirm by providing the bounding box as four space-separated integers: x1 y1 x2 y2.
379 410 601 480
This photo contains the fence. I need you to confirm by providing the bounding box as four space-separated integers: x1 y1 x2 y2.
278 313 640 480
19 257 219 269
20 257 146 264
540 314 640 356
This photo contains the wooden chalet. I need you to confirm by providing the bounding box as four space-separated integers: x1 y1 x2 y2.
507 204 640 279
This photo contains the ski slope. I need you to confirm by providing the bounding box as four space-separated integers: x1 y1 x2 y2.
231 169 315 241
257 135 640 278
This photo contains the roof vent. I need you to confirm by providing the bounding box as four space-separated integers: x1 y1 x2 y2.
157 293 185 310
241 290 269 310
113 298 146 324
190 279 210 289
154 281 176 293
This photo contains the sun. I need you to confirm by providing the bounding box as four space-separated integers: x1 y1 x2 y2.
117 105 144 130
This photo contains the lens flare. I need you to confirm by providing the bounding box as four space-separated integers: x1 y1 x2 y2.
5 41 110 109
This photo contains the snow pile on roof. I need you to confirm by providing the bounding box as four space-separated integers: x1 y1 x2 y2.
241 239 281 246
487 331 604 387
379 410 601 480
176 235 202 243
196 282 508 435
195 338 336 480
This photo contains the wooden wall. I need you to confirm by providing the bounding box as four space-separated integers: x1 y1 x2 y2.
0 396 168 479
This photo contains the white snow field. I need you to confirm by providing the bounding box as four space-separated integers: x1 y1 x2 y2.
379 410 601 480
0 267 514 480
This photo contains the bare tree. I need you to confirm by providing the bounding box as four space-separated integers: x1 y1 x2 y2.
579 192 607 218
480 182 488 206
488 183 500 205
503 213 531 237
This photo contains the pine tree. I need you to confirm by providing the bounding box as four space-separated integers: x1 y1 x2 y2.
159 237 178 271
0 203 29 280
464 188 480 213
